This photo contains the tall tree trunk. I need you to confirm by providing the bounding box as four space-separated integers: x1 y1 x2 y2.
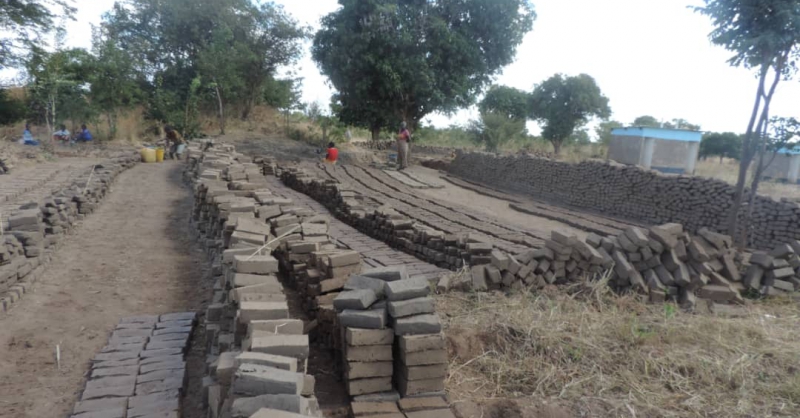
727 64 769 244
552 139 562 156
214 82 225 135
371 127 381 141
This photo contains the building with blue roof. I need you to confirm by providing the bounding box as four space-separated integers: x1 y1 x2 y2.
608 127 702 174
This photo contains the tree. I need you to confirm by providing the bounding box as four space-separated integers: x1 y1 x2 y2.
632 115 660 127
90 28 143 139
469 112 526 152
695 0 800 245
0 0 75 69
0 89 27 125
529 73 611 155
568 128 591 146
313 0 535 140
663 118 701 131
595 120 623 145
699 132 742 162
479 85 530 121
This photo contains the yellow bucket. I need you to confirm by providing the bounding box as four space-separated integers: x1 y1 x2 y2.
140 147 156 163
155 148 165 162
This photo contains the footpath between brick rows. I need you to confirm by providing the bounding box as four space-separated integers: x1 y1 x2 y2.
0 161 211 418
186 144 454 418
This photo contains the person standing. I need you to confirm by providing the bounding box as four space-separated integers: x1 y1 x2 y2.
397 121 411 170
164 125 185 160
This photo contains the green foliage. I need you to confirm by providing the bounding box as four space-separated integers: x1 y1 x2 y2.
479 85 530 121
700 132 742 161
0 89 27 125
568 128 591 146
529 73 611 155
469 112 527 152
663 118 701 131
632 115 660 127
595 120 623 145
313 0 535 138
768 117 800 153
0 0 75 68
263 76 303 111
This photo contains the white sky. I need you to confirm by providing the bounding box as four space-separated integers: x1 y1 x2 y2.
44 0 800 135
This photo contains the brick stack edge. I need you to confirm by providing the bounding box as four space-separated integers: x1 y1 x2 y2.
0 151 139 312
185 144 452 417
449 151 800 251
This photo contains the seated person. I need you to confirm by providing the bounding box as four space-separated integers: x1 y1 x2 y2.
20 124 39 146
52 124 70 143
324 142 339 164
76 124 93 142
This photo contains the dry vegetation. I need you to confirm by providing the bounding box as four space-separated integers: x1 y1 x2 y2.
437 272 800 418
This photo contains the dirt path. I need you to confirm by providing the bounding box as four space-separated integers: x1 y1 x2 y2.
0 162 210 418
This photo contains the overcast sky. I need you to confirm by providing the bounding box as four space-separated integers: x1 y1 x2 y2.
50 0 800 135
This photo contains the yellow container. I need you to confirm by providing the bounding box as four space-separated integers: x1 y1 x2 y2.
155 148 165 162
140 147 156 163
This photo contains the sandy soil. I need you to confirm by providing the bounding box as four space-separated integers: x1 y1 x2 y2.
406 165 589 240
0 161 211 418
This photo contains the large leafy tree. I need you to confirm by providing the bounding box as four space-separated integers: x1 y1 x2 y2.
529 73 611 155
313 0 535 140
695 0 800 245
595 120 623 145
663 118 701 131
469 112 527 152
700 132 742 162
632 115 660 127
479 85 530 121
0 0 75 69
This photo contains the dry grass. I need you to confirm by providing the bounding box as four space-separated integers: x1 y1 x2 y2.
438 275 800 418
694 158 800 202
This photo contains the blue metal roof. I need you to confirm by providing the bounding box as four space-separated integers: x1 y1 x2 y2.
776 146 800 155
612 127 702 142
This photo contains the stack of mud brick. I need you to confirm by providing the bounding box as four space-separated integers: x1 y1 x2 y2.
253 155 278 176
744 241 800 296
70 312 196 418
184 146 324 417
448 151 800 251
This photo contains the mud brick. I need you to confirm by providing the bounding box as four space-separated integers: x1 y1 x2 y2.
136 368 185 385
772 267 795 279
232 273 281 288
126 398 179 418
616 233 638 252
401 363 447 381
82 382 136 401
650 289 667 303
92 365 139 378
396 375 444 397
388 297 435 318
101 341 146 353
530 247 554 261
257 205 282 220
111 328 152 339
340 307 387 329
531 260 547 275
661 250 681 272
93 358 140 369
250 334 309 360
236 352 298 372
93 351 140 363
628 252 642 262
643 269 665 291
156 319 192 329
772 259 790 269
749 252 773 268
347 361 394 379
352 402 401 416
743 265 764 290
485 265 502 285
233 255 278 274
74 398 128 415
399 397 449 412
346 345 393 362
674 241 688 261
490 250 510 270
140 347 183 358
320 276 348 293
470 255 492 265
394 314 441 335
145 338 187 351
654 265 675 286
328 263 363 278
466 242 492 254
234 364 304 396
506 256 522 275
625 227 650 247
334 289 378 310
72 408 126 418
345 275 387 297
470 265 488 291
697 285 739 302
770 244 795 259
586 233 603 248
362 266 408 282
611 251 633 279
399 349 447 366
248 319 304 336
348 377 393 396
647 238 665 254
673 263 691 287
120 315 158 325
698 228 730 250
690 261 713 276
687 240 710 262
545 240 572 256
773 279 795 292
551 230 577 246
328 251 361 267
386 277 430 301
721 254 741 282
679 287 697 309
238 301 289 323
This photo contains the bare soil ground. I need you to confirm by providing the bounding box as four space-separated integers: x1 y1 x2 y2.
0 161 211 418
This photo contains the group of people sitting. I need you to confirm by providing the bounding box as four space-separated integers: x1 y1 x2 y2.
19 123 93 146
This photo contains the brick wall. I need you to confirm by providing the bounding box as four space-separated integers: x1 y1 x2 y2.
448 151 800 250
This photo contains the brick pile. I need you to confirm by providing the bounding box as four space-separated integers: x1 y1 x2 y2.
187 143 454 418
185 144 323 417
449 151 800 251
69 312 196 418
0 153 139 312
744 241 800 296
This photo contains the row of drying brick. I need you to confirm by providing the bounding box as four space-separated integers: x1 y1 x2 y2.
188 144 454 418
0 152 140 312
69 311 197 418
